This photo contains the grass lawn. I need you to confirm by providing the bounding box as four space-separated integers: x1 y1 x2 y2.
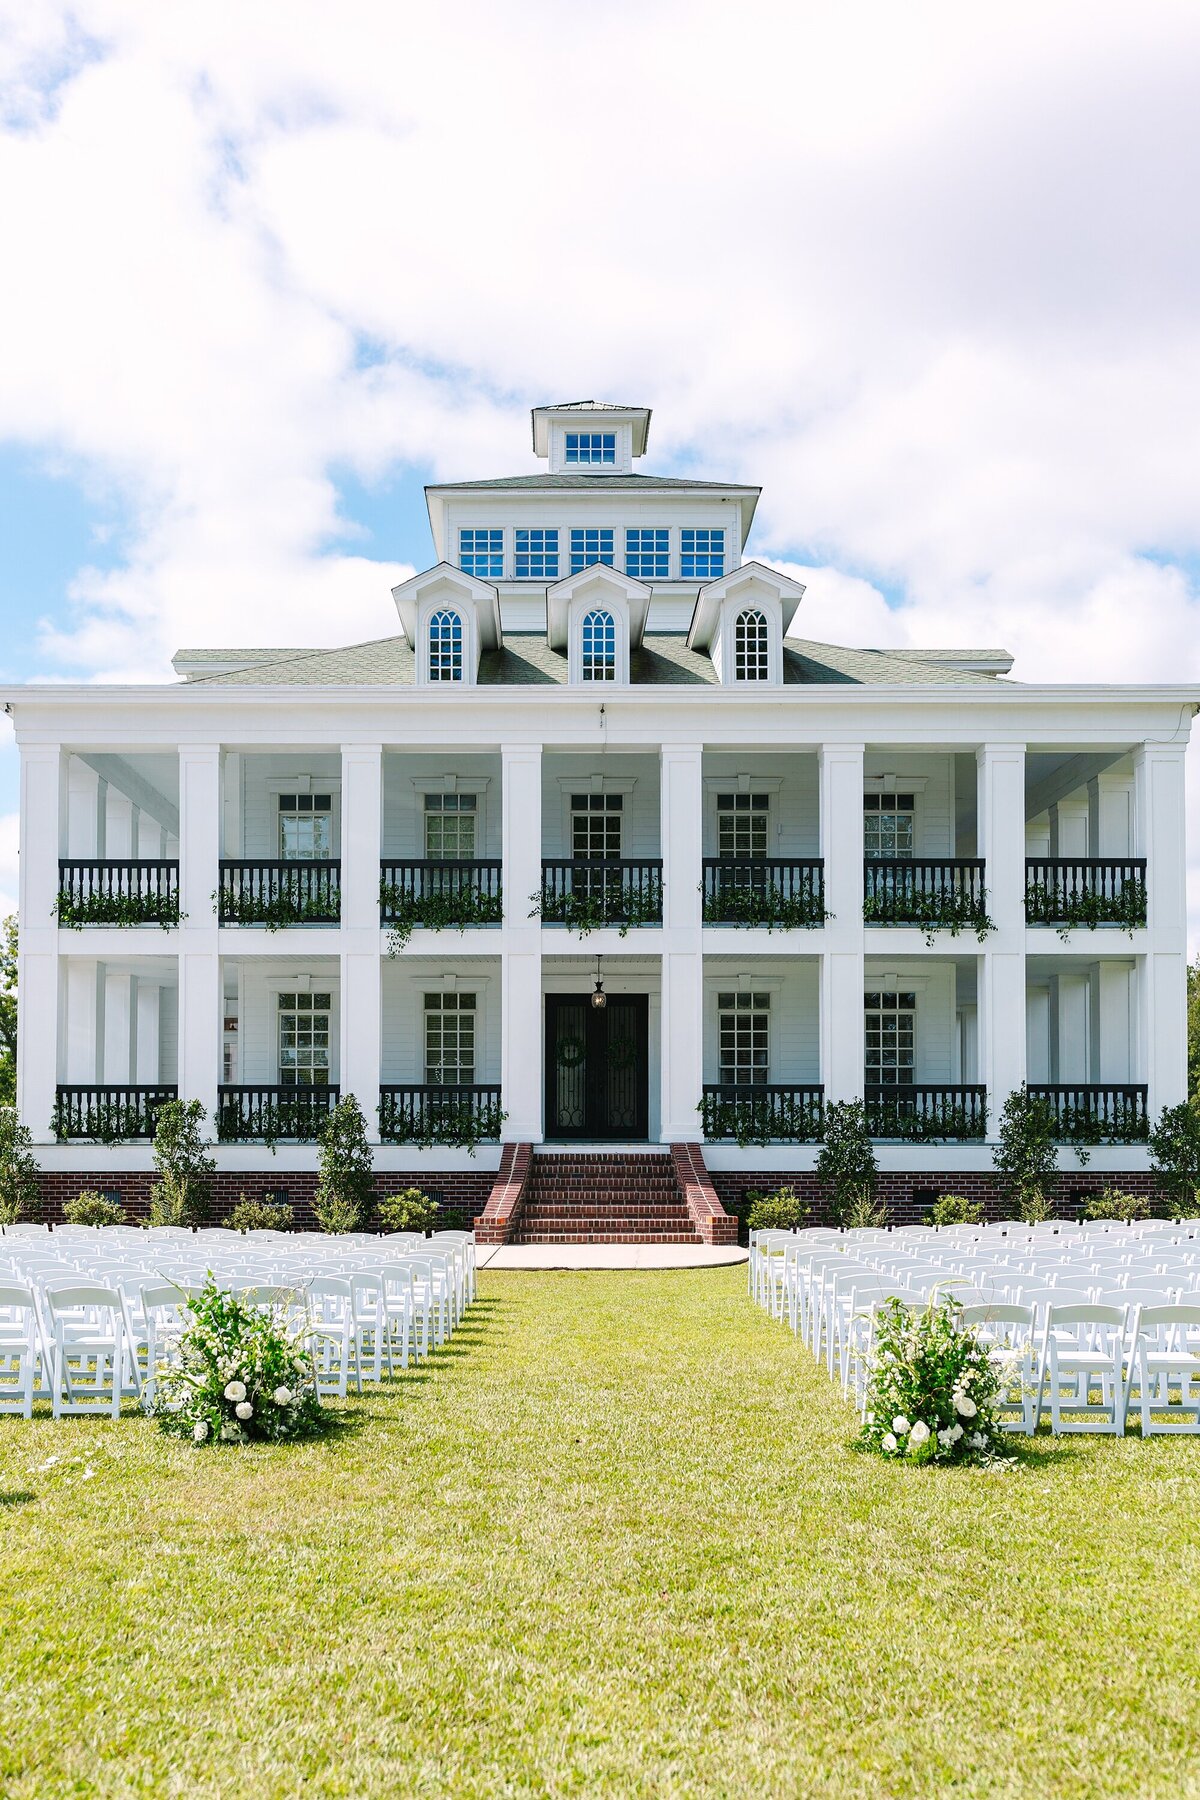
3 1267 1200 1798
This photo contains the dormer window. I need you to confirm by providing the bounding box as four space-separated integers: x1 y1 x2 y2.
570 528 614 573
681 528 725 580
428 609 464 682
459 528 504 579
565 431 616 466
581 610 617 682
734 609 770 681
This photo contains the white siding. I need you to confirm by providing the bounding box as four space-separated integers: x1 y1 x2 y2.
382 754 502 860
864 754 954 857
158 983 178 1084
235 964 341 1085
701 753 819 856
235 755 343 860
541 755 660 859
380 960 501 1085
703 959 820 1084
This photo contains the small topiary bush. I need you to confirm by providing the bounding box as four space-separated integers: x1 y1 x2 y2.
930 1193 984 1227
313 1097 375 1233
62 1190 125 1227
378 1188 439 1234
227 1196 294 1234
0 1107 41 1225
1082 1187 1150 1224
746 1185 810 1232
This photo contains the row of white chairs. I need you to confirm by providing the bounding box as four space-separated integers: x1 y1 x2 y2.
749 1221 1200 1435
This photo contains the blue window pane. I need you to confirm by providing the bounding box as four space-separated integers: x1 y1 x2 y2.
459 528 504 579
515 527 559 579
570 528 615 573
428 609 464 682
565 431 617 466
681 527 725 580
581 609 617 681
625 527 669 579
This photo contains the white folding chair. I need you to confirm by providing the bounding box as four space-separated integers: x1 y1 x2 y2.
0 1283 49 1417
1037 1304 1128 1435
1126 1305 1200 1435
137 1283 203 1406
961 1304 1037 1435
306 1277 362 1399
47 1284 125 1419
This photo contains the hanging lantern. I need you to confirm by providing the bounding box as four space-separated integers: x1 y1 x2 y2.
591 955 607 1010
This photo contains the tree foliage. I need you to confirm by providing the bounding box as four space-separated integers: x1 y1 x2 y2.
151 1099 215 1227
1148 1099 1200 1213
815 1100 878 1225
0 1105 40 1224
1188 956 1200 1103
993 1088 1059 1220
0 915 16 1107
314 1095 375 1232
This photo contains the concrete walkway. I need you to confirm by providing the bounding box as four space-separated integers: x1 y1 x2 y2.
477 1242 748 1270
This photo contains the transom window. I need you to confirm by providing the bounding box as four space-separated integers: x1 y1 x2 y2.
278 992 331 1087
424 793 476 859
625 527 669 579
571 793 622 860
515 527 559 579
428 609 464 683
734 608 770 681
458 528 504 578
581 609 617 682
718 991 770 1086
717 793 769 860
278 794 332 860
570 527 615 573
863 793 915 859
865 991 916 1087
565 431 615 466
424 991 476 1085
681 527 725 580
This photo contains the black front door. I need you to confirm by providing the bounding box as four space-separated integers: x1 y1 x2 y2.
545 994 649 1140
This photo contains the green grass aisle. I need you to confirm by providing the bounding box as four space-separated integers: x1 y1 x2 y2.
2 1267 1199 1797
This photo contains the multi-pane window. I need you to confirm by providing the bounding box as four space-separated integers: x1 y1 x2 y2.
581 609 617 682
625 527 669 579
458 528 504 578
424 991 476 1085
718 991 770 1086
863 793 916 859
424 793 476 859
515 527 559 578
681 527 725 579
278 794 332 860
571 793 622 859
278 992 331 1087
864 991 916 1087
734 608 770 681
569 527 615 573
565 431 616 466
428 609 464 682
717 793 769 859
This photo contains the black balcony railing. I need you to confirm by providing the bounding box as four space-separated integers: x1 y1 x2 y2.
701 859 826 928
863 859 988 931
378 1083 504 1149
219 860 340 926
56 859 180 927
52 1083 177 1142
865 1083 988 1142
379 860 502 933
1025 859 1147 932
538 860 663 929
1027 1083 1149 1145
216 1083 340 1143
700 1083 824 1146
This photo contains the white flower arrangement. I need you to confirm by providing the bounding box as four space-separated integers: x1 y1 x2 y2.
861 1297 1008 1467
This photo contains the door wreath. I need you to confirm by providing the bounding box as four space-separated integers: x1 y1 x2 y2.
555 1034 586 1069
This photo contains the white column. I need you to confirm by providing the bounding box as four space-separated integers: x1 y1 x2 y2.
104 972 134 1085
136 980 162 1084
64 961 101 1085
178 745 222 1121
977 744 1026 1128
17 745 66 1138
1096 962 1132 1084
819 744 865 1102
501 745 543 1140
1134 743 1188 1115
66 758 99 858
339 746 383 1134
660 744 703 1140
1089 772 1134 858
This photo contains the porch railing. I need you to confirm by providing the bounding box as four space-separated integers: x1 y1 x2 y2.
53 1083 177 1142
1024 858 1147 930
378 1083 504 1148
865 1083 988 1141
863 859 987 929
1027 1082 1149 1144
701 859 826 928
56 859 180 927
539 859 663 928
700 1083 824 1145
219 860 341 926
379 859 502 928
216 1083 340 1143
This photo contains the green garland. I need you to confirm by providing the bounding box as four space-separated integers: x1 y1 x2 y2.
864 1099 988 1144
862 886 994 948
701 886 830 930
698 1091 824 1149
530 877 663 938
217 888 340 930
1025 879 1147 940
51 1099 160 1145
54 891 183 930
380 880 503 954
378 1095 506 1154
216 1096 334 1149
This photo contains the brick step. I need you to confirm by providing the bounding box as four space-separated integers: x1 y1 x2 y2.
516 1233 703 1245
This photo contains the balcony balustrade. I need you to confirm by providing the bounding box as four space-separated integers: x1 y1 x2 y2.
539 860 663 929
1027 1082 1149 1144
863 859 987 931
1024 859 1147 931
219 860 340 926
379 860 502 933
865 1083 988 1142
53 1083 177 1141
56 859 180 928
216 1083 340 1143
700 1083 824 1145
701 859 826 928
378 1083 504 1148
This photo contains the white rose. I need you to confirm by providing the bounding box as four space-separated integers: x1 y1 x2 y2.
892 1416 911 1435
193 1421 209 1443
969 1432 985 1449
909 1421 930 1447
273 1387 292 1407
219 1423 240 1441
955 1395 977 1419
235 1401 253 1420
937 1428 955 1448
224 1381 247 1403
881 1433 898 1453
950 1424 964 1442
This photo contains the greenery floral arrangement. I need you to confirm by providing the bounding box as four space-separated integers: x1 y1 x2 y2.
530 877 663 937
381 880 503 953
1024 879 1147 938
54 890 183 929
378 1187 440 1233
860 1296 1009 1466
148 1279 324 1445
227 1196 294 1232
930 1193 984 1227
63 1190 125 1226
698 1089 823 1148
701 885 830 930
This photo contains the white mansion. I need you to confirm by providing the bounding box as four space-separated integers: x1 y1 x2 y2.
4 401 1196 1234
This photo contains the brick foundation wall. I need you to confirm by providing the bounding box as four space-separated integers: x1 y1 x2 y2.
34 1170 496 1230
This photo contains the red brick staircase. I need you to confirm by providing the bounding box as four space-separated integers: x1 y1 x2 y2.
476 1143 737 1247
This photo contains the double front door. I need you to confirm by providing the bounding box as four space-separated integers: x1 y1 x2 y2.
545 994 649 1140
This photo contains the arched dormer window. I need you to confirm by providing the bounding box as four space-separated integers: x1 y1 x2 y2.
734 608 770 682
581 609 617 682
428 609 464 682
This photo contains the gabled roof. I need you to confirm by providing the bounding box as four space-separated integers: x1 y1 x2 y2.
687 561 807 653
390 562 502 650
545 563 652 652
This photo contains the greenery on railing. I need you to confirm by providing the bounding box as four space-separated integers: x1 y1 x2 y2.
381 880 503 954
1024 879 1148 940
700 886 830 930
1052 1099 1146 1150
866 1099 988 1144
862 886 994 946
378 1095 506 1154
54 891 183 929
51 1098 147 1146
698 1090 822 1149
216 1096 332 1149
530 878 663 938
216 887 339 930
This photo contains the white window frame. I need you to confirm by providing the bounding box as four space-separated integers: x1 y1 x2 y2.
417 599 477 686
423 990 478 1086
714 594 783 685
566 594 629 684
457 527 505 580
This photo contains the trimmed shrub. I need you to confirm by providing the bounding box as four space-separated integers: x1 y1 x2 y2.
930 1193 984 1227
0 1107 40 1225
746 1185 810 1232
62 1190 125 1227
378 1188 439 1234
313 1097 374 1233
1082 1187 1150 1224
817 1101 878 1225
227 1197 294 1234
151 1100 215 1228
